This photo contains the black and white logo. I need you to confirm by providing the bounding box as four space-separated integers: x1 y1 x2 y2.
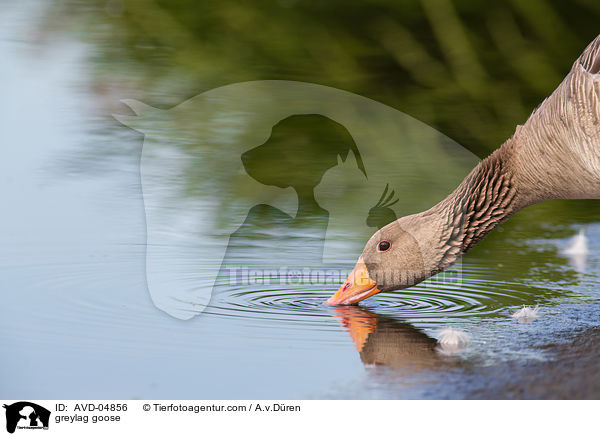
3 402 50 434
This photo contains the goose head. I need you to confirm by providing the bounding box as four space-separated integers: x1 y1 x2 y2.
327 211 448 305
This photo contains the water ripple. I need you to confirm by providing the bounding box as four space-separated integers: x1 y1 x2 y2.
206 265 541 327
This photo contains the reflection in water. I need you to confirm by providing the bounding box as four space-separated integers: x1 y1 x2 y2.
332 306 447 373
562 229 588 273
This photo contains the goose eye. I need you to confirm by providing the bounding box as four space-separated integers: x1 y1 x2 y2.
377 240 391 252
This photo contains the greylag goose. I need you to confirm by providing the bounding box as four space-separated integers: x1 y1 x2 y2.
327 35 600 305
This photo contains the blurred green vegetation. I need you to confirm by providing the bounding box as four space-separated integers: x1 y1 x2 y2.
37 0 600 310
46 0 600 157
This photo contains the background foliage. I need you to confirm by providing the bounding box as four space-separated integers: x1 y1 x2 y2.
45 0 600 157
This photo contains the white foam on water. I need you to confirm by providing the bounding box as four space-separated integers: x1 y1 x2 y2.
511 305 540 322
436 327 470 355
438 327 470 345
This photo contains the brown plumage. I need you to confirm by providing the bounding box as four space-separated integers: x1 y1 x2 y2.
328 35 600 305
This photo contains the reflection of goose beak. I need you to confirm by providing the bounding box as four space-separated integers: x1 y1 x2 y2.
330 305 440 371
332 306 378 352
326 257 382 305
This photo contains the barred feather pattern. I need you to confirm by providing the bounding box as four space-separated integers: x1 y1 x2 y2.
456 148 518 254
434 35 600 265
430 145 519 272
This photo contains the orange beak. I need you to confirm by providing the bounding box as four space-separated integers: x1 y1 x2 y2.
326 257 382 305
